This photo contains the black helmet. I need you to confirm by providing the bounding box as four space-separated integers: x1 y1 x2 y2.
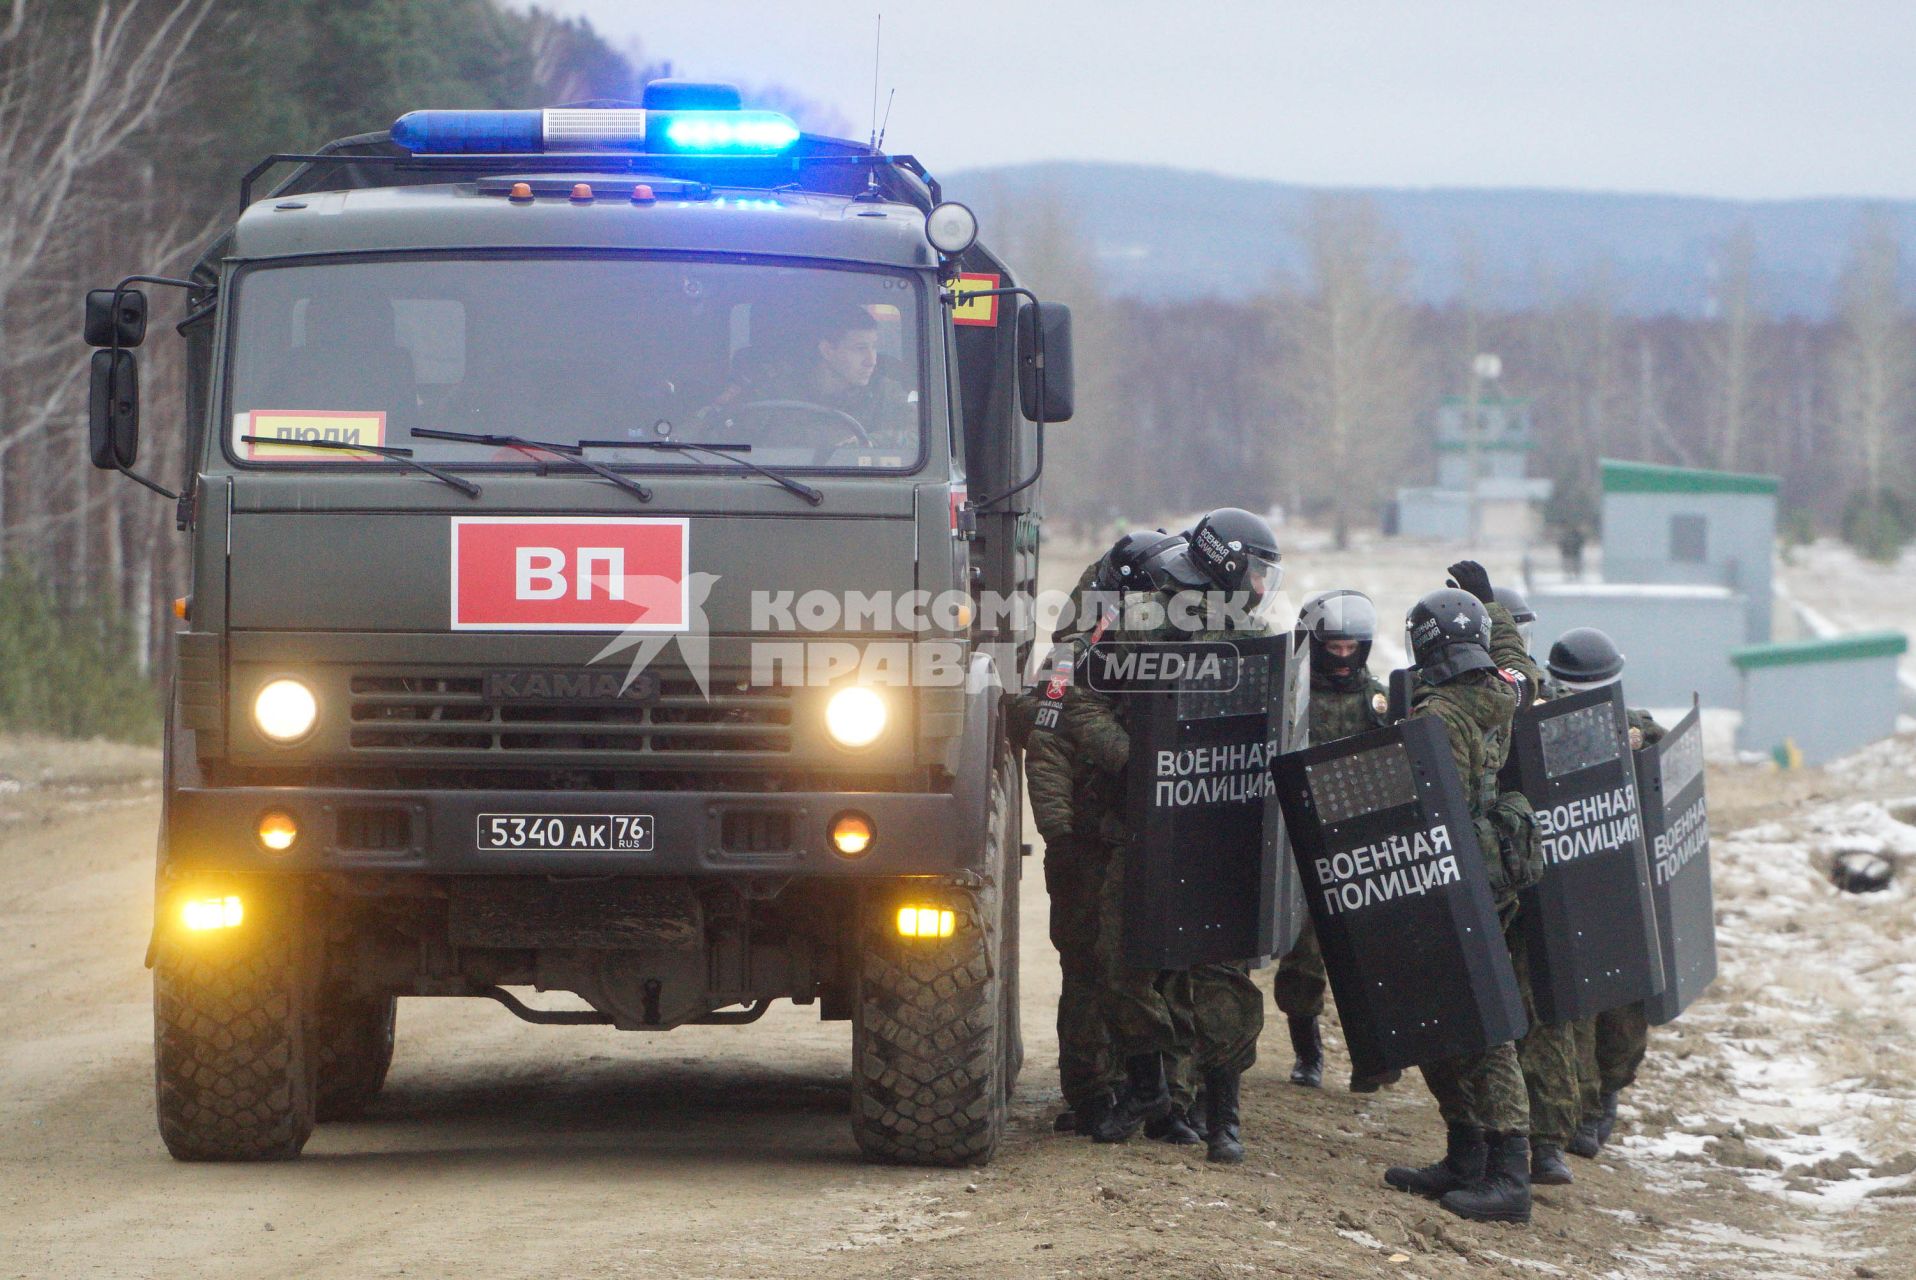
1093 529 1187 593
1495 584 1536 648
1546 627 1625 688
1296 589 1376 685
1406 588 1495 684
1181 507 1282 597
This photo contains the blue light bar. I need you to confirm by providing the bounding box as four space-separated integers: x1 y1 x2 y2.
656 111 801 153
388 107 800 156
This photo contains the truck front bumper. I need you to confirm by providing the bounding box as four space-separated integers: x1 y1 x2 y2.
167 784 985 878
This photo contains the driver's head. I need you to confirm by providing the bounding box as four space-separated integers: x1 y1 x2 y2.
816 306 880 389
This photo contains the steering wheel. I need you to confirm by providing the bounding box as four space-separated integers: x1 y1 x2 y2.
728 398 873 464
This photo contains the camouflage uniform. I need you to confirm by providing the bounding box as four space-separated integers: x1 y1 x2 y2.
1019 563 1127 1115
1493 617 1582 1155
1064 602 1266 1082
1574 708 1667 1122
1272 672 1388 1019
1410 603 1533 1137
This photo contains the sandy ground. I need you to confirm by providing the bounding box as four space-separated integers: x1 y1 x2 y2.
2 537 1913 1279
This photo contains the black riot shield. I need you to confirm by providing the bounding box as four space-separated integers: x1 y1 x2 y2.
1120 633 1293 969
1272 717 1528 1078
1639 700 1715 1024
1508 685 1666 1024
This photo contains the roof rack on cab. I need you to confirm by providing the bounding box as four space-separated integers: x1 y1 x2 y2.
241 79 941 215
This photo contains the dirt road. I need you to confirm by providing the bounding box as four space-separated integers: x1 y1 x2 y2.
2 724 1910 1280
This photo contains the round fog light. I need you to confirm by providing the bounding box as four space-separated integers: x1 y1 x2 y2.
257 810 299 854
830 811 874 858
824 686 887 749
254 678 318 744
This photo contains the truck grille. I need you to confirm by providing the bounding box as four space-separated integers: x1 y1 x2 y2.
348 674 793 758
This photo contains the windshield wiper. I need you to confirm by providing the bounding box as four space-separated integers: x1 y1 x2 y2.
576 439 823 506
409 428 653 503
239 435 480 498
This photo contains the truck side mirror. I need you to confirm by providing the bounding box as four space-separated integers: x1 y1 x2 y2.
1016 301 1074 424
85 287 147 348
88 349 140 469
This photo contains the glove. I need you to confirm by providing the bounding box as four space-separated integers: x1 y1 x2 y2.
1446 560 1495 605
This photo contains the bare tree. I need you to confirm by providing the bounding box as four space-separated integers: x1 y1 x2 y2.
1828 210 1914 550
0 0 214 559
1271 194 1417 549
1696 223 1764 471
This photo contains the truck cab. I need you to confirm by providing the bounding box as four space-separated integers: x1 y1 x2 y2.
88 83 1072 1167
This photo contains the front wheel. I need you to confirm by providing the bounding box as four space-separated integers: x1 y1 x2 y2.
153 891 316 1161
314 989 397 1121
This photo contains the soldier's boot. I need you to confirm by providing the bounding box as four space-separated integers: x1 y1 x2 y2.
1061 1091 1114 1136
1568 1114 1602 1158
1349 1067 1403 1093
1384 1124 1486 1197
1145 1107 1203 1145
1595 1090 1621 1146
1093 1055 1171 1144
1530 1141 1574 1185
1202 1068 1244 1165
1439 1132 1533 1225
1287 1016 1324 1089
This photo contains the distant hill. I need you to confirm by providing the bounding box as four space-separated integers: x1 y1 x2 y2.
942 161 1916 317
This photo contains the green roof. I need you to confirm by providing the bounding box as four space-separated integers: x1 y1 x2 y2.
1601 458 1779 496
1730 631 1908 670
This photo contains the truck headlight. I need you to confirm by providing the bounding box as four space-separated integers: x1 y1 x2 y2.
253 678 318 744
824 687 887 749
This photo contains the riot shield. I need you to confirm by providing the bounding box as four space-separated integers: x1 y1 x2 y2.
1508 685 1666 1024
1272 717 1528 1078
1269 631 1313 955
1639 700 1715 1024
1117 633 1291 969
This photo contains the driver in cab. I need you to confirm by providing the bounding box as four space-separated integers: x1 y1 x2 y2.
705 305 915 455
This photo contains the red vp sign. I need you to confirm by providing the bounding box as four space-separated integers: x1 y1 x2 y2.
450 517 689 632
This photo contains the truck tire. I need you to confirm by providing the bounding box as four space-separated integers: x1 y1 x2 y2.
153 898 315 1161
314 990 397 1122
998 753 1024 1096
849 765 1012 1166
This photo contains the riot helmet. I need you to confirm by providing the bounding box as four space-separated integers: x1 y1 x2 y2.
1296 589 1377 686
1093 529 1188 594
1405 588 1495 684
1180 507 1283 600
1545 627 1625 690
1494 584 1537 649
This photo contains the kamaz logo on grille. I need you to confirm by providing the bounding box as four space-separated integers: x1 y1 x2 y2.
482 670 659 702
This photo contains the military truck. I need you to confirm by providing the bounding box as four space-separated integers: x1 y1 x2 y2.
84 80 1072 1167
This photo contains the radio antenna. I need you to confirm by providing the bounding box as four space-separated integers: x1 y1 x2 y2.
868 13 882 149
875 87 895 151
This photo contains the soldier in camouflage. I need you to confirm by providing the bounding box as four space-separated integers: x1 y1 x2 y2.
1016 533 1190 1138
1490 583 1584 1189
1539 628 1667 1158
1274 589 1395 1092
1065 507 1281 1164
1383 562 1538 1225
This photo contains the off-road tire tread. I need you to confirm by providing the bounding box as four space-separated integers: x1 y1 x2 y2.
850 765 1012 1166
154 913 314 1161
314 991 396 1122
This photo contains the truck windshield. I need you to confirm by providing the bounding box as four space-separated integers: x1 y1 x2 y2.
225 255 925 470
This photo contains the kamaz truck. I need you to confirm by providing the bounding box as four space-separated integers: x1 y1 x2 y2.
84 80 1072 1167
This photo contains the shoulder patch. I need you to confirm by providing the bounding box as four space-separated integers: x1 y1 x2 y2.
1371 692 1389 716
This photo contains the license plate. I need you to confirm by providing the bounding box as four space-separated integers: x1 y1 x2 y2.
476 813 655 852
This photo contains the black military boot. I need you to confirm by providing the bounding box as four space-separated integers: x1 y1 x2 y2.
1093 1055 1172 1143
1202 1068 1244 1164
1287 1016 1323 1089
1384 1124 1486 1197
1066 1091 1114 1136
1145 1106 1203 1145
1349 1067 1402 1093
1440 1131 1534 1224
1595 1090 1621 1145
1530 1141 1574 1185
1568 1114 1602 1158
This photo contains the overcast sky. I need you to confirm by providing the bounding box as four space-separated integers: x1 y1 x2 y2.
531 1 1916 202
